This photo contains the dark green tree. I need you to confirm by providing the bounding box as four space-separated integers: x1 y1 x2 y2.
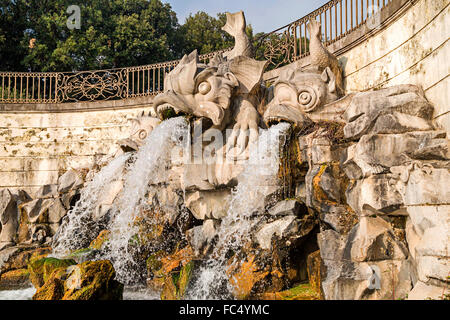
0 0 29 71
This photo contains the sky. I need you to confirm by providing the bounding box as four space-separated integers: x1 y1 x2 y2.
166 0 329 33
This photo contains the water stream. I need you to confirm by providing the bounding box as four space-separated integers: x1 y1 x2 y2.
27 118 289 299
188 122 290 299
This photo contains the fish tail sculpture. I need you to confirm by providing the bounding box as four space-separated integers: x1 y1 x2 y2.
307 19 344 96
222 11 254 59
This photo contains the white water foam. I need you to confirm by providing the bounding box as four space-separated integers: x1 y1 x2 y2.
52 152 131 256
101 117 189 284
0 287 36 300
188 122 290 299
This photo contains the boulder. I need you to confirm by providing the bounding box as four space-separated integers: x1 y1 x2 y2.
0 189 19 249
345 174 404 216
0 246 51 274
185 190 231 220
346 217 408 262
34 184 58 199
0 268 30 290
342 132 446 180
186 220 217 255
28 257 76 289
343 85 433 140
404 166 450 206
407 281 448 300
267 200 307 217
57 169 84 193
32 260 123 300
307 250 324 297
255 215 297 250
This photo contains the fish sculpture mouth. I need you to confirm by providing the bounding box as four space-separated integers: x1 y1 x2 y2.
156 103 188 120
263 103 312 128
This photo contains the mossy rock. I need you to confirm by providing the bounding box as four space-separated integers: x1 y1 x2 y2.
258 283 321 300
27 257 76 289
89 230 111 250
64 247 99 263
177 261 193 298
61 260 123 300
0 268 30 290
146 250 166 276
160 260 194 300
32 268 67 300
32 260 123 300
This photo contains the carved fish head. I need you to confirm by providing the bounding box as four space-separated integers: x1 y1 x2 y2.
263 67 338 126
153 50 266 129
153 50 238 129
118 114 161 151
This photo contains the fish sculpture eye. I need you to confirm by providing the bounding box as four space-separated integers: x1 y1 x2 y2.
198 81 211 95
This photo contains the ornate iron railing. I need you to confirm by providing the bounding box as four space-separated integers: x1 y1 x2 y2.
0 48 231 104
0 0 401 104
259 0 394 68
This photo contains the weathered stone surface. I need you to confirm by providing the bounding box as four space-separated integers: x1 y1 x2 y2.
371 112 434 134
0 189 19 249
403 166 450 206
185 190 231 220
92 180 123 221
320 205 358 235
32 260 123 300
343 85 433 140
255 215 297 250
0 246 51 274
267 200 307 217
0 268 30 290
345 174 404 216
320 259 414 300
47 198 67 224
0 246 21 274
28 257 76 289
406 205 449 236
186 220 217 255
306 250 324 298
34 184 58 199
347 217 408 262
57 169 84 193
342 132 446 179
416 255 448 283
407 281 448 300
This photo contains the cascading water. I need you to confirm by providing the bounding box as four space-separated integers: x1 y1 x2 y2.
52 153 131 255
98 117 189 284
188 122 290 299
52 116 189 285
50 116 289 298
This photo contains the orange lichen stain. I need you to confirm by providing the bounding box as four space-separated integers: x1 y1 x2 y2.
227 255 269 300
312 164 329 201
160 246 194 275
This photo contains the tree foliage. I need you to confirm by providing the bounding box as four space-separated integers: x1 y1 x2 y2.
0 0 267 72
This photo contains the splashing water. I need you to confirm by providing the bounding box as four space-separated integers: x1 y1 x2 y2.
188 122 290 299
52 153 131 256
100 117 189 284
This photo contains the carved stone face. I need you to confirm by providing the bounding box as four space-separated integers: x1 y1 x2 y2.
153 51 239 129
153 51 266 131
264 67 338 126
118 116 160 152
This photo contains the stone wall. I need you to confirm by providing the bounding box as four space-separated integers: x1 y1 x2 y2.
0 98 154 196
